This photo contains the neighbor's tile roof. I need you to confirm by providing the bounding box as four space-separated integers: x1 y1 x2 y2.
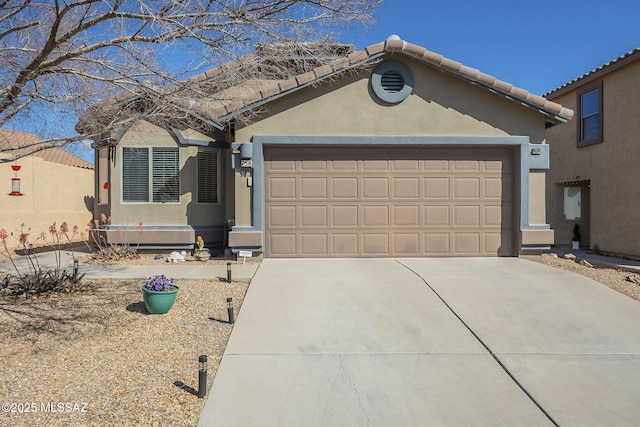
0 129 94 169
178 37 574 125
545 48 640 98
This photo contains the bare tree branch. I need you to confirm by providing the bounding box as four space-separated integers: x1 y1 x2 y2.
0 0 381 161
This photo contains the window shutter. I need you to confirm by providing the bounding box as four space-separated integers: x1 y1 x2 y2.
123 148 149 202
152 148 179 202
198 148 218 203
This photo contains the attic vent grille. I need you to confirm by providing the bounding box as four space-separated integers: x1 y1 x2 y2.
381 71 404 93
371 61 413 104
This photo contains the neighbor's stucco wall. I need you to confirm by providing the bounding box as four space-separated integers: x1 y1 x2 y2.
546 59 640 256
107 121 227 228
0 156 93 243
234 57 549 229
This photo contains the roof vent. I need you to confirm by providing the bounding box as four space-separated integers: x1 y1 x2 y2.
371 61 413 104
380 70 404 93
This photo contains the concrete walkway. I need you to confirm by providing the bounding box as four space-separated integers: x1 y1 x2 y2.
199 257 640 426
0 248 259 280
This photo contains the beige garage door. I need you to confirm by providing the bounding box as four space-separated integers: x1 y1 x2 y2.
264 146 515 257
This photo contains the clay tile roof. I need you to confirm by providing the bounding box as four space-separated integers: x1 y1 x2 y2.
0 129 94 169
544 47 640 98
90 37 572 129
192 36 573 125
376 37 573 123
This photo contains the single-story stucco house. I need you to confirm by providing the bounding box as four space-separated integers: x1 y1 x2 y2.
84 36 573 258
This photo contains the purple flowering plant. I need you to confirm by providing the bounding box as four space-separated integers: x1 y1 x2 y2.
142 274 177 292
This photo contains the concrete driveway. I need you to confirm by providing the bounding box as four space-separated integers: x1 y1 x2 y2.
199 258 640 426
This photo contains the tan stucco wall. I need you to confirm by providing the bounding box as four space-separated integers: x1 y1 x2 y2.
236 58 546 142
546 59 640 256
0 156 93 244
107 121 227 228
235 57 549 231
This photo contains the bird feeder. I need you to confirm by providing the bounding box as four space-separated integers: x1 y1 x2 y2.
9 164 23 196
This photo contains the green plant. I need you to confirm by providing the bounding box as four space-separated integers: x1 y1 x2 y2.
0 223 86 298
573 224 581 242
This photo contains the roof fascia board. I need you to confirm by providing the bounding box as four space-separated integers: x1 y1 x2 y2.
170 126 229 149
461 74 569 125
546 50 640 99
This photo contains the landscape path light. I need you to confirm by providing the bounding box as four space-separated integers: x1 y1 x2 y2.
198 355 207 398
227 297 235 324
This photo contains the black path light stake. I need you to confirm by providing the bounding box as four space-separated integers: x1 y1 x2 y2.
227 297 235 324
73 259 79 277
226 262 232 283
198 355 208 398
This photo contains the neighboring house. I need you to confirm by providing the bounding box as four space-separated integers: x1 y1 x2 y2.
85 36 573 258
0 129 94 241
545 48 640 258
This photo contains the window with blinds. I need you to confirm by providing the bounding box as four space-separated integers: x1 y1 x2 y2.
122 147 179 203
122 147 149 202
152 148 179 202
197 147 219 203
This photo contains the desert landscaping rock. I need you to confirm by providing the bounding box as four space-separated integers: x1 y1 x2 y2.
627 274 640 286
0 277 249 426
533 253 640 301
579 259 593 268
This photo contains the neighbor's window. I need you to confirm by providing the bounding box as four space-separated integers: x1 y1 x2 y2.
563 187 581 220
122 147 179 203
578 82 603 147
197 147 220 203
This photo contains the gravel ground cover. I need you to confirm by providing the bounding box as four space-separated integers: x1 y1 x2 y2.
1 251 639 426
0 276 249 426
531 253 640 302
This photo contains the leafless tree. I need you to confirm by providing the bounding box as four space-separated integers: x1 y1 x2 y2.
0 0 381 162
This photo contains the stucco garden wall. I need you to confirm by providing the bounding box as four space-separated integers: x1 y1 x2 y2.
0 155 93 244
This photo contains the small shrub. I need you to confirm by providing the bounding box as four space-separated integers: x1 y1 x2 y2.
1 269 86 298
86 215 143 261
0 222 86 298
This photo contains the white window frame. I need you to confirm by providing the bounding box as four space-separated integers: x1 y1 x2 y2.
122 147 180 203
